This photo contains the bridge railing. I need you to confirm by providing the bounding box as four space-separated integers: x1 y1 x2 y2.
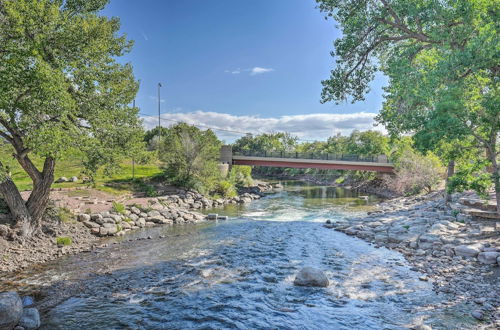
233 150 390 163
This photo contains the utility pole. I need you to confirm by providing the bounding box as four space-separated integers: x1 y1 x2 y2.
132 99 136 179
158 82 162 155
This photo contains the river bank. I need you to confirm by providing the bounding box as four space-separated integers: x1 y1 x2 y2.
0 183 274 274
254 173 399 199
328 190 499 328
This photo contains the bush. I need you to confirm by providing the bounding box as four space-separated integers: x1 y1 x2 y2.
112 201 126 214
229 165 253 187
386 149 444 195
56 236 72 246
214 180 237 198
57 208 75 223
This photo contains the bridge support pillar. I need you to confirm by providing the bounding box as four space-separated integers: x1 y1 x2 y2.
220 145 233 164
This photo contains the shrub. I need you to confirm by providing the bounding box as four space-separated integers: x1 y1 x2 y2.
385 149 444 195
57 208 75 223
56 236 72 246
145 185 158 197
229 165 253 187
214 180 237 198
112 201 126 214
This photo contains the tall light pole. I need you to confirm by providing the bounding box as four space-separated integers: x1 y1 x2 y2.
157 82 162 154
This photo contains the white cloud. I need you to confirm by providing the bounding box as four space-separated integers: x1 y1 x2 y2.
224 67 274 76
250 67 274 75
141 110 384 142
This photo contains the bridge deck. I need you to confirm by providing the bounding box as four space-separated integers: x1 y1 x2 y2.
232 155 394 173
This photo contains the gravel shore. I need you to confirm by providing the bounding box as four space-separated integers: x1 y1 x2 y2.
327 191 499 328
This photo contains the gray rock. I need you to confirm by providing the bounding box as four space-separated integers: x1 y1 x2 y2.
102 217 115 224
69 176 78 182
0 291 23 330
90 214 103 222
83 221 99 229
77 214 91 222
130 207 141 215
477 252 499 264
293 267 329 287
55 177 68 183
136 218 146 228
471 309 483 320
454 244 482 258
207 214 218 220
17 308 40 330
147 210 161 218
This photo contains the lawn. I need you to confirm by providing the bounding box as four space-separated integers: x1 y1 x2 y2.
1 144 163 195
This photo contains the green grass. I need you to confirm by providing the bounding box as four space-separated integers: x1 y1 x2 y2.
56 236 72 246
1 144 162 195
112 201 126 214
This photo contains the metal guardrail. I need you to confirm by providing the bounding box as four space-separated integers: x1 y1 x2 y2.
233 150 390 163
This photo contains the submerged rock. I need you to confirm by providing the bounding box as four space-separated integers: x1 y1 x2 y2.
0 291 23 330
17 308 40 330
293 267 329 287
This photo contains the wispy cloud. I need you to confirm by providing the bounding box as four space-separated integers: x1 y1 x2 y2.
141 32 148 41
250 67 274 75
224 66 275 76
148 95 165 103
225 69 241 74
141 110 383 142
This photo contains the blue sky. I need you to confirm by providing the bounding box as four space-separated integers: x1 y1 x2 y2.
102 0 387 141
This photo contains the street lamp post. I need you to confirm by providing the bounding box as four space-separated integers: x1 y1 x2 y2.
158 82 162 154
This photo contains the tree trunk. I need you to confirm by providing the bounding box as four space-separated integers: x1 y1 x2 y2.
26 157 55 226
485 141 499 213
490 157 500 213
444 160 455 203
0 157 55 236
0 176 33 236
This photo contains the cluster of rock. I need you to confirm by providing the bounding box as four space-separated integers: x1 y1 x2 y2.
54 176 79 183
77 190 266 237
326 191 499 325
0 292 40 330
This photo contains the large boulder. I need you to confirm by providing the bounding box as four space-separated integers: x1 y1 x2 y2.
454 244 482 258
293 267 329 287
477 252 499 264
0 291 23 330
17 308 40 330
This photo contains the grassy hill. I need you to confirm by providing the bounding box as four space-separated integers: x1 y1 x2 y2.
0 143 162 195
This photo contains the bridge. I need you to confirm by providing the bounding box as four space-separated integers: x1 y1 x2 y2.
220 146 394 173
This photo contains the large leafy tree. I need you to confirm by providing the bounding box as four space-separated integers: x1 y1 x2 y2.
0 0 143 235
160 123 222 190
317 0 499 210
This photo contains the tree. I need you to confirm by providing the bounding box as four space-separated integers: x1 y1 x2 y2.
345 130 388 157
0 0 143 235
160 123 222 191
317 0 499 210
233 132 298 154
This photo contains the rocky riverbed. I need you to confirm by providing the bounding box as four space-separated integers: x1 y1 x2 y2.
327 191 499 328
0 184 274 274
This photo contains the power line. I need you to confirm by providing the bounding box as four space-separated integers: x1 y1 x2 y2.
138 112 320 142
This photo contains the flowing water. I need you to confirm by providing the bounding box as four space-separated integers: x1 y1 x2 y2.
3 182 471 329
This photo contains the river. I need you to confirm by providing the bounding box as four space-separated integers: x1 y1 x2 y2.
3 182 470 329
